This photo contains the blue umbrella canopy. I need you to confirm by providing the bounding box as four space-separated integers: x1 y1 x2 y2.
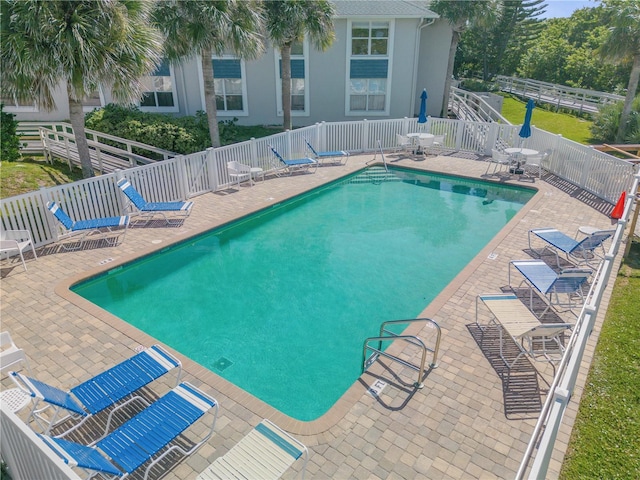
417 89 427 124
519 99 535 139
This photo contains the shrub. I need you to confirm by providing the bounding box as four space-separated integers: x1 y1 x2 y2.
84 104 215 155
590 94 640 143
1 104 21 162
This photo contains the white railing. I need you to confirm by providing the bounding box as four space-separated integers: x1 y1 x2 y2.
0 407 81 480
2 117 636 249
17 122 176 172
450 87 511 124
496 75 624 115
517 172 640 480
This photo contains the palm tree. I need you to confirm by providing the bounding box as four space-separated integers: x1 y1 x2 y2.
153 0 263 148
430 0 500 117
599 0 640 143
264 0 335 131
1 0 162 178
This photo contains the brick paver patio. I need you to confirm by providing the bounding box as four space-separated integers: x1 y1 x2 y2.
0 151 622 479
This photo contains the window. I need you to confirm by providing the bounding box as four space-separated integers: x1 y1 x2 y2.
83 88 104 112
275 41 308 116
213 59 245 112
347 21 392 115
351 22 389 56
139 61 177 112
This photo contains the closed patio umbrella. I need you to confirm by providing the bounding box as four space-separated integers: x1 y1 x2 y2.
417 89 427 124
519 99 535 141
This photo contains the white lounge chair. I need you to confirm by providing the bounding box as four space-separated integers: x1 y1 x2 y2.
197 419 309 480
0 229 37 271
476 293 572 386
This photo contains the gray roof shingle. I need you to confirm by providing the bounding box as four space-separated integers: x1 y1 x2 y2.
333 0 438 18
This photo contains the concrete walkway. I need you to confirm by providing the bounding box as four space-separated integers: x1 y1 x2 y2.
0 151 621 479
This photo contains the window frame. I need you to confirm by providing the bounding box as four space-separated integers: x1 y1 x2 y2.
138 62 179 113
345 19 394 116
274 39 310 117
202 55 249 117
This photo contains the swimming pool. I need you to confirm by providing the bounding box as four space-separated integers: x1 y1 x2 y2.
72 167 535 421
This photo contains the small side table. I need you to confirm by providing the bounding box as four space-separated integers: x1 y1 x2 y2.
0 388 32 413
250 167 264 184
576 226 600 238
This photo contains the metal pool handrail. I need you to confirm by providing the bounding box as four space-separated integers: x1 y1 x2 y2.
362 318 441 388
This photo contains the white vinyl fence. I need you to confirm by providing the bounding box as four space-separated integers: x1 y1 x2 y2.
2 117 637 251
0 407 81 480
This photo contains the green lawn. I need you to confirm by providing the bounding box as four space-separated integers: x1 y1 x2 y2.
0 157 84 199
559 241 640 479
499 95 594 145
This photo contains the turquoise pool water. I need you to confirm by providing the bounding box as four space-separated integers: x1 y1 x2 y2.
72 167 534 421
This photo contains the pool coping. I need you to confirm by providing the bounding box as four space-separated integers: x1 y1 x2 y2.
53 163 543 436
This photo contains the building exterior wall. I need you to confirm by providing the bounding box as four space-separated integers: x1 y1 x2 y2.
7 8 452 129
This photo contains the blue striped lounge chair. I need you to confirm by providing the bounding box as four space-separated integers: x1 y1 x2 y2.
10 345 181 435
304 139 349 166
46 201 129 250
196 419 308 480
508 260 592 317
39 382 218 480
528 227 614 267
117 178 193 226
268 145 318 176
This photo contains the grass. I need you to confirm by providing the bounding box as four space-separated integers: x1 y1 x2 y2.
559 240 640 479
499 95 594 145
0 157 84 199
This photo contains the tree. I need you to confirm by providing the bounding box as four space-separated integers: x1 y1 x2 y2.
1 0 162 178
153 0 263 148
264 0 335 131
599 0 640 143
457 0 545 81
430 0 500 117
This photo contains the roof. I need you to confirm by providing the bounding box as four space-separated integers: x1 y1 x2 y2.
333 0 439 19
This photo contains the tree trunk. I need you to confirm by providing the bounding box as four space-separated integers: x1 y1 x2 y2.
441 29 461 118
281 44 292 131
201 49 221 148
616 53 640 143
68 92 94 179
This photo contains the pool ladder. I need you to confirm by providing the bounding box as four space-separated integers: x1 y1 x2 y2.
362 318 441 389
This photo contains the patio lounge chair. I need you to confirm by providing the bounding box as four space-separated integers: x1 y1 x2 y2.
0 229 38 271
10 344 181 434
117 178 193 226
305 139 349 166
475 293 572 386
196 419 308 480
39 382 218 480
268 145 318 176
508 260 592 317
528 227 614 267
46 201 129 250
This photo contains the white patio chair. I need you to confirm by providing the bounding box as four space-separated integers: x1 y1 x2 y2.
485 149 513 176
1 331 33 414
395 134 412 153
227 161 253 187
0 229 38 271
